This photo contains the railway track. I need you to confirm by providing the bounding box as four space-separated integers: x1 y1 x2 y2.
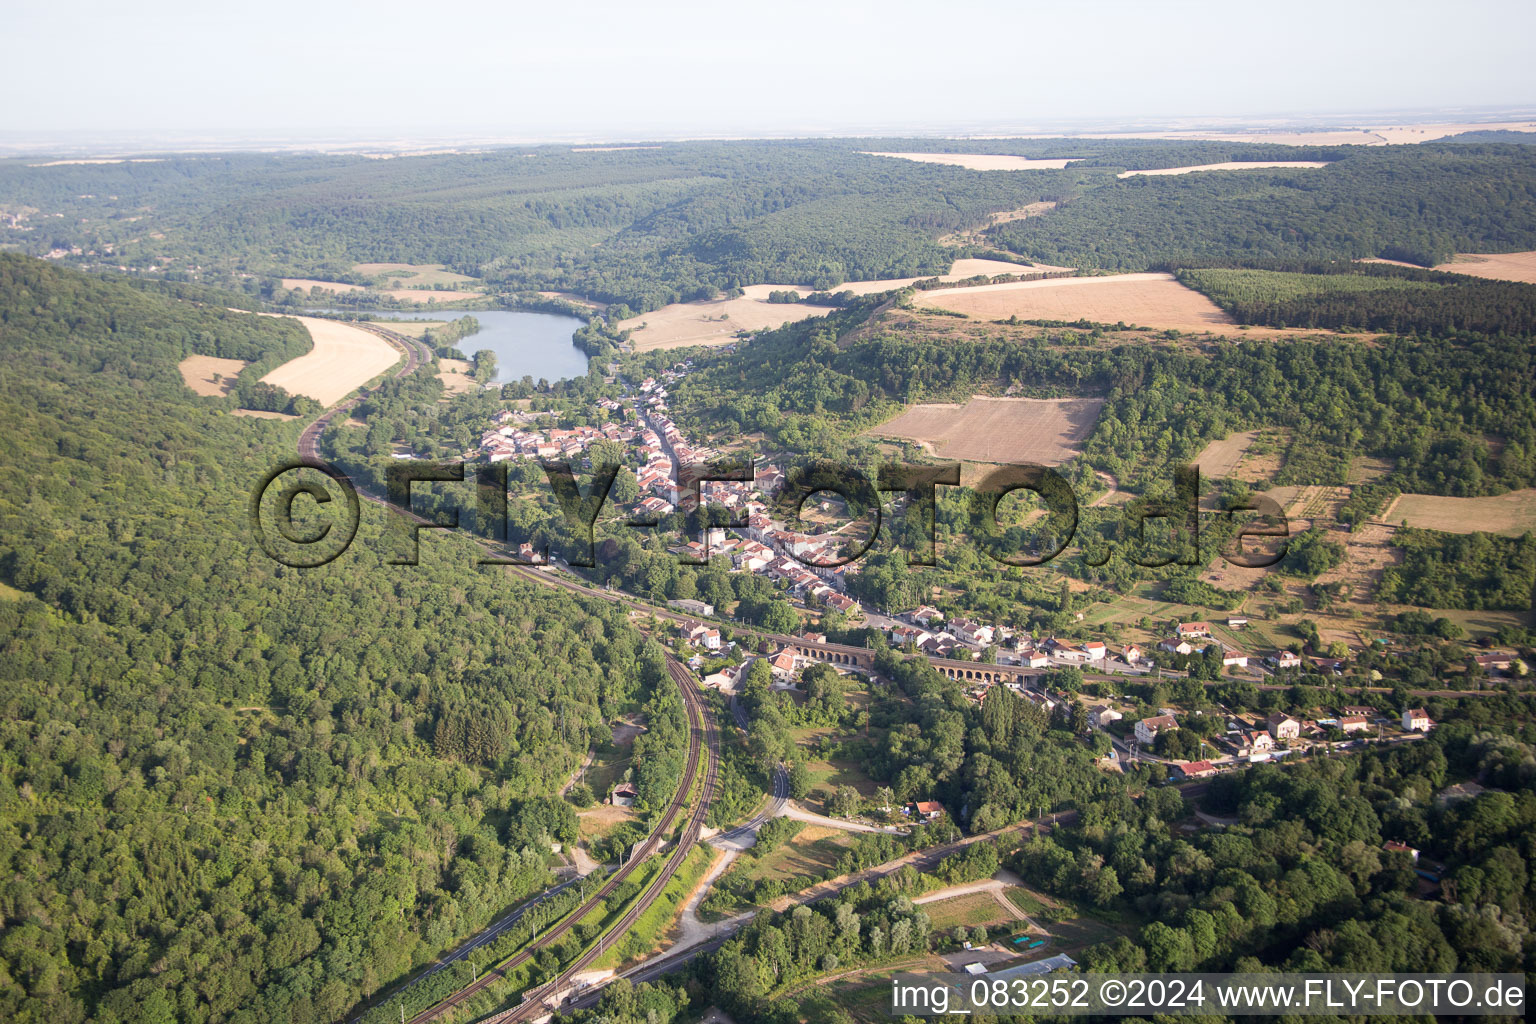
286 324 722 1024
471 656 719 1023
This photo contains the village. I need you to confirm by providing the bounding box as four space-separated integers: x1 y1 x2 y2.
472 363 1520 795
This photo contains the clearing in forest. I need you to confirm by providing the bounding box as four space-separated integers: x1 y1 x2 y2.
436 357 479 395
1388 491 1536 536
861 152 1078 171
177 355 247 397
1193 429 1288 483
913 272 1239 332
866 396 1103 466
352 262 478 287
1117 161 1330 178
258 315 399 406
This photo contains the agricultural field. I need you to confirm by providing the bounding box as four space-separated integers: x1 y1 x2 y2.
353 262 479 287
1386 490 1536 536
176 354 246 397
1432 250 1536 285
620 259 1055 351
917 891 1023 932
865 396 1104 466
1116 160 1331 178
258 315 399 405
621 294 839 351
1194 429 1258 479
861 152 1077 171
912 272 1245 332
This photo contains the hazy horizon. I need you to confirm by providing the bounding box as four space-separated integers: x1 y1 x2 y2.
6 0 1535 149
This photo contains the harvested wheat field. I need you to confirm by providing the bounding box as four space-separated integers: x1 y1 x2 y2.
622 296 839 351
259 316 399 406
862 152 1077 171
867 396 1103 465
353 262 477 287
178 355 247 397
1432 251 1536 285
624 259 1080 349
914 272 1237 332
1387 491 1536 536
281 278 364 294
1117 161 1330 178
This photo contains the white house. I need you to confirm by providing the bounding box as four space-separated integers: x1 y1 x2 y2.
1402 708 1435 733
1083 641 1107 662
1123 644 1143 665
1266 712 1301 740
911 605 943 626
1135 714 1177 746
1097 707 1123 727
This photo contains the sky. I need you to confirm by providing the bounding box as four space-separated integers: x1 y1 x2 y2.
5 0 1535 144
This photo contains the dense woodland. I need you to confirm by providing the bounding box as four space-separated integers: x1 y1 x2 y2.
0 257 669 1023
1177 263 1536 335
990 145 1536 269
5 140 1536 311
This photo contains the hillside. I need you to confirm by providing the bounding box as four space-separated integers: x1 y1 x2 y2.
0 255 656 1024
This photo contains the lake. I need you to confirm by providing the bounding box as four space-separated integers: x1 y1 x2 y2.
313 309 590 385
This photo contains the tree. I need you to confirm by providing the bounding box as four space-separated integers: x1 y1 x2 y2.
829 785 861 818
471 348 498 383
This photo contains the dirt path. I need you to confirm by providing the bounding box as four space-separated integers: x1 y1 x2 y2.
559 749 594 797
778 800 907 835
1088 470 1120 507
666 850 753 951
912 870 1022 906
571 843 600 877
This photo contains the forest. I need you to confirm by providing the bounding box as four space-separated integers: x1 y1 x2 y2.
5 140 1536 311
0 256 670 1024
1177 263 1536 335
990 144 1536 269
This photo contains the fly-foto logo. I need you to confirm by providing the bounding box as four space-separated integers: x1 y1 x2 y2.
251 458 1290 570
